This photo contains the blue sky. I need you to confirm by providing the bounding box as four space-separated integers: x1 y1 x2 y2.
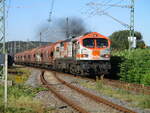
6 0 150 45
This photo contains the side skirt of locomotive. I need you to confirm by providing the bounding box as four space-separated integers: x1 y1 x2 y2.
54 59 111 76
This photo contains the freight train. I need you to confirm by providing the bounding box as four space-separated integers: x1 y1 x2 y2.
15 32 111 76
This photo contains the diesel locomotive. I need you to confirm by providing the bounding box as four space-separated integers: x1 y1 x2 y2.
15 32 111 76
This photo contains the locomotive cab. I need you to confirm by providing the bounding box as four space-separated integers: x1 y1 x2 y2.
76 32 111 61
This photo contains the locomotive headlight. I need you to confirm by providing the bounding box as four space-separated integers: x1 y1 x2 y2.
81 54 88 58
81 48 88 54
104 54 110 58
101 54 110 58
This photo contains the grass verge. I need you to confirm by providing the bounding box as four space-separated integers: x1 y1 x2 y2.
79 79 150 109
0 66 54 113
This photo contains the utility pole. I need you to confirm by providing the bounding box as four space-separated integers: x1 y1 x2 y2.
130 0 134 38
18 41 20 53
8 41 10 54
14 41 16 55
48 0 55 22
66 17 69 39
0 0 6 77
11 41 13 55
7 41 9 54
40 32 42 47
129 0 135 50
4 53 7 109
0 0 7 109
26 39 29 50
0 0 5 78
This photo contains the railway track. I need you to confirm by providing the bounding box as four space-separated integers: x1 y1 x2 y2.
102 79 150 95
24 65 150 95
40 70 136 113
57 72 150 95
40 71 89 113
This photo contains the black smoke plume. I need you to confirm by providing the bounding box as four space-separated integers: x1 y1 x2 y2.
36 17 88 42
57 17 87 38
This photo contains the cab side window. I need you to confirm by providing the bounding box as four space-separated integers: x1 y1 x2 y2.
56 47 59 52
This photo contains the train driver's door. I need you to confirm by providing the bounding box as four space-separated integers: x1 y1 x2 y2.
72 41 77 58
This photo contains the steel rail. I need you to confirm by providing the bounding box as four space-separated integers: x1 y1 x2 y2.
54 72 136 113
21 66 146 112
23 65 150 95
59 71 150 95
40 71 89 113
22 65 150 91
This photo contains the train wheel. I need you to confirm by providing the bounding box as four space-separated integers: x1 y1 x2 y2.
70 64 75 75
76 65 81 75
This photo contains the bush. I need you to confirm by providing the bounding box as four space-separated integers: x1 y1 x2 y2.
112 49 150 85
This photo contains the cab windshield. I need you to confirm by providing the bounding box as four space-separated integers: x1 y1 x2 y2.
83 38 108 48
96 38 108 48
83 38 94 48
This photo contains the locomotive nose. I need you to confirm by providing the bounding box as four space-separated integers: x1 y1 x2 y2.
92 50 100 56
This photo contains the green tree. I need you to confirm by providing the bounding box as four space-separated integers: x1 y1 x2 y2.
109 30 144 50
136 40 145 48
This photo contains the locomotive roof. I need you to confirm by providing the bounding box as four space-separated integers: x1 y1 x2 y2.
60 38 72 43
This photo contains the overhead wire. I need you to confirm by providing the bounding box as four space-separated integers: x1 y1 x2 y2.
86 0 119 17
94 0 114 14
85 0 130 28
96 0 124 15
103 0 113 5
97 0 130 28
